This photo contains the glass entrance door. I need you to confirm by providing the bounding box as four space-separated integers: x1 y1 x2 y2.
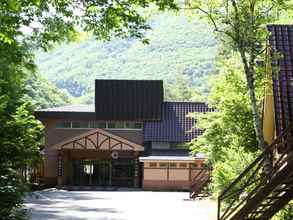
72 160 110 186
72 159 135 187
112 159 134 187
92 160 110 186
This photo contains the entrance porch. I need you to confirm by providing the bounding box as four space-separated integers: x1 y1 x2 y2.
52 128 144 188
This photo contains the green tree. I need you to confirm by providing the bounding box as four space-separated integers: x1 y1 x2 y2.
190 55 261 194
185 0 293 175
164 74 204 101
0 0 177 219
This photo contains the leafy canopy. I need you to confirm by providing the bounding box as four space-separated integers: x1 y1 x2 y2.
185 0 293 156
0 0 178 219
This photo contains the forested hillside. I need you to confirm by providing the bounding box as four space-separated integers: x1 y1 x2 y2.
26 72 72 108
36 12 217 103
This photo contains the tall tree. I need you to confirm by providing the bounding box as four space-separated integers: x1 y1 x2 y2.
185 0 292 175
0 1 177 219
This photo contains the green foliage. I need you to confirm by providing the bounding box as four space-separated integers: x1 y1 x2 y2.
273 202 293 220
0 168 28 220
190 55 261 194
191 56 259 162
211 148 256 197
25 72 72 108
0 0 179 218
36 12 217 102
187 0 293 152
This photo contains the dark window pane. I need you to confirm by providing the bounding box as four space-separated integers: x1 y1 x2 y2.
90 121 106 128
107 122 124 129
190 163 198 168
159 163 168 168
149 162 157 168
56 121 71 128
169 163 177 168
72 121 89 128
179 163 187 168
171 143 189 149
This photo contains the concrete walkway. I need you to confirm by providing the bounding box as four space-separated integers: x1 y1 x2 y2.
24 189 216 220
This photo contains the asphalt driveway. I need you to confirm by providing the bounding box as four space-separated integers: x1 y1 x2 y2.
24 189 216 220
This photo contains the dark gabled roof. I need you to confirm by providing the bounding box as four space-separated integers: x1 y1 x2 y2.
268 25 293 134
143 102 212 142
35 105 96 120
95 79 163 120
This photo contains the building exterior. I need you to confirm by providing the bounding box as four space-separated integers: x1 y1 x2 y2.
36 80 211 190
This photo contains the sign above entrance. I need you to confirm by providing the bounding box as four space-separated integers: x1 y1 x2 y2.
53 128 144 151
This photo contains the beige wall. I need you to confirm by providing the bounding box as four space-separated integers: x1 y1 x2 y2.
142 159 207 190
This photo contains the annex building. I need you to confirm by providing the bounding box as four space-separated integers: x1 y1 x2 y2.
36 80 211 190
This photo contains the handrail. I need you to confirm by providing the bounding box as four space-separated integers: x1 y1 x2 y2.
190 167 211 198
217 122 293 220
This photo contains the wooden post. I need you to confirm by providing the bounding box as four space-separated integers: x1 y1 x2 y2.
109 160 112 186
134 152 140 188
57 154 63 186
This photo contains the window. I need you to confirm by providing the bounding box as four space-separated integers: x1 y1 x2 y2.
56 121 71 128
152 142 170 150
125 122 143 129
170 143 189 150
159 163 168 168
179 163 187 168
72 121 89 128
190 163 198 169
107 121 125 129
149 162 157 168
169 163 177 168
90 121 106 128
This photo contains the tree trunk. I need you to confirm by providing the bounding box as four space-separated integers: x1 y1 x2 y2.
239 50 272 177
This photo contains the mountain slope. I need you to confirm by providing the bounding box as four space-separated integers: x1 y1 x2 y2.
36 12 217 103
26 72 72 109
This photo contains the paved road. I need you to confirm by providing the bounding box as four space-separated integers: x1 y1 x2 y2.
25 189 216 220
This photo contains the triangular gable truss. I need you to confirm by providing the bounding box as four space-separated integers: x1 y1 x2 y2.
53 128 144 151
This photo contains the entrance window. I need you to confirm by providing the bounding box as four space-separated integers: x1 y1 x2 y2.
83 164 93 175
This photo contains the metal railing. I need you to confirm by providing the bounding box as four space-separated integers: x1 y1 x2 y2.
217 123 293 220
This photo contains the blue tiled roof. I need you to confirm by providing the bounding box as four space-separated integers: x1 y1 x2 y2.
144 102 211 142
268 25 293 135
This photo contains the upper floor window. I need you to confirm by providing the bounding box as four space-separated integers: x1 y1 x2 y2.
56 121 143 130
170 143 189 150
108 121 125 129
125 122 143 129
152 142 170 150
90 121 106 129
72 121 89 128
56 121 71 128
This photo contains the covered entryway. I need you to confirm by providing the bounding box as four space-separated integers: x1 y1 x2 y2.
53 128 144 187
72 159 135 187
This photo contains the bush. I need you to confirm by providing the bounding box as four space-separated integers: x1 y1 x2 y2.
210 148 256 198
0 168 28 220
